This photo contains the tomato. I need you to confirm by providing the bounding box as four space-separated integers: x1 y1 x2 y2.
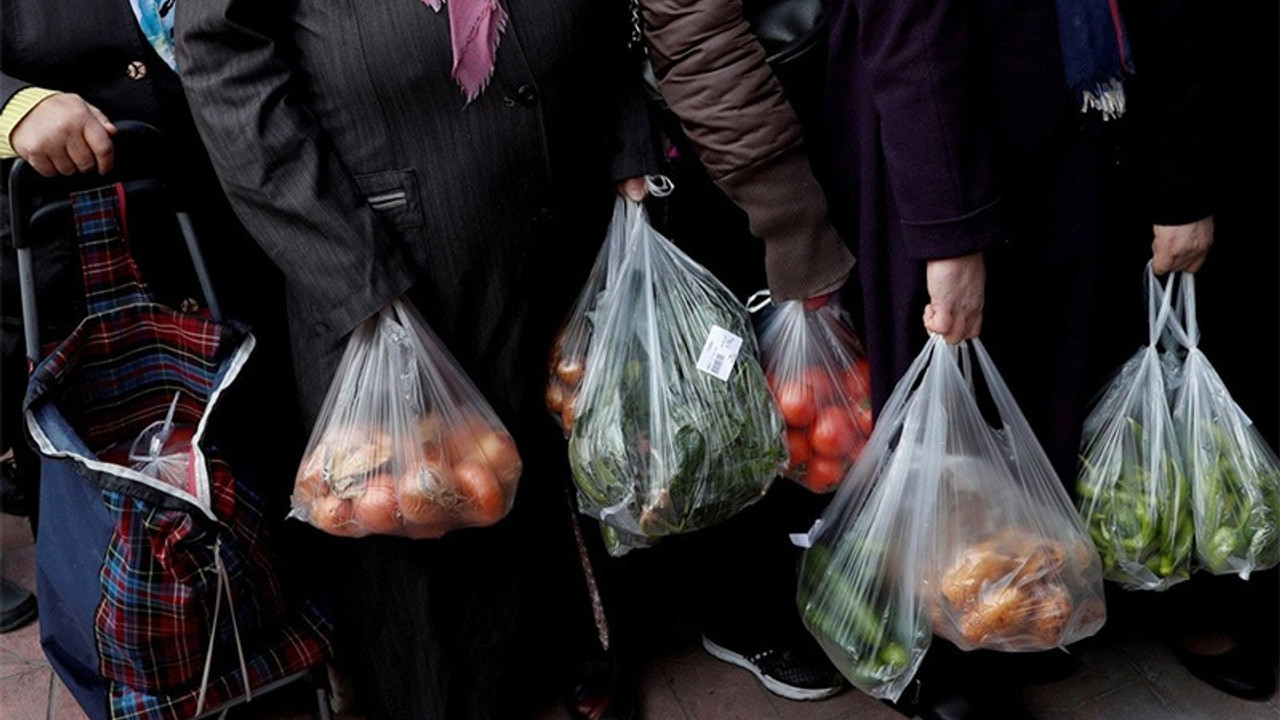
556 358 585 386
472 431 523 487
417 413 443 442
454 460 507 527
804 456 847 493
842 364 871 406
353 473 403 534
293 455 329 504
443 415 490 463
785 429 811 475
161 425 195 451
802 295 829 311
561 393 578 432
776 381 817 427
803 367 838 405
400 462 449 530
810 406 858 458
310 494 358 536
545 381 565 414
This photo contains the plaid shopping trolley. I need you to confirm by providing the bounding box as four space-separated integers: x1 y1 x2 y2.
15 129 332 720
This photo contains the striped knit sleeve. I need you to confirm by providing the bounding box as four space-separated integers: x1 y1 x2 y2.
0 86 60 158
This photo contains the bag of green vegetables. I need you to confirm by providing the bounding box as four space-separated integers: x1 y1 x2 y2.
563 196 787 556
1078 265 1194 590
1162 273 1280 578
799 336 1106 702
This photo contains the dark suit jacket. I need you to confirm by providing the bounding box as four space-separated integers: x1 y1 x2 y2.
176 3 655 717
178 0 655 420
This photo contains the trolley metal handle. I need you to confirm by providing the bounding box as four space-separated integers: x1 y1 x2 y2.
9 120 223 365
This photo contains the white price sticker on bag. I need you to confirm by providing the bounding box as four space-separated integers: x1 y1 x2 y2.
696 325 743 382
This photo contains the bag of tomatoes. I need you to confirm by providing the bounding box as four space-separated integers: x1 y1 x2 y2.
546 196 632 435
563 197 788 556
290 298 522 538
798 336 1106 702
757 293 873 492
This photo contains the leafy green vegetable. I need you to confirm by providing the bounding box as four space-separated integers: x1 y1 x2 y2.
566 228 787 556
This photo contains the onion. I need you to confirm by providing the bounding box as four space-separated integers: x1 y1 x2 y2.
353 473 403 535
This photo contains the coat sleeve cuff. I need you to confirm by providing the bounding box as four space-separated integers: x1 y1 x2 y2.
716 147 856 300
900 197 1004 260
0 87 59 158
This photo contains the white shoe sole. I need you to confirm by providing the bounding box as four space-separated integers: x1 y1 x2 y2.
701 636 844 702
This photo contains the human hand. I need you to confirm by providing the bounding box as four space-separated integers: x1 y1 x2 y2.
1152 217 1213 274
923 252 985 344
617 176 648 202
9 92 117 177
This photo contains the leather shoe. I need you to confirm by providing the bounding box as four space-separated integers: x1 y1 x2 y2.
1171 640 1278 701
0 577 37 633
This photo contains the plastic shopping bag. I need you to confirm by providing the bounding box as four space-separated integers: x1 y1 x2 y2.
291 298 522 538
799 336 1106 701
564 198 787 555
757 294 873 492
1163 274 1280 578
126 392 194 489
547 196 632 435
1077 266 1194 590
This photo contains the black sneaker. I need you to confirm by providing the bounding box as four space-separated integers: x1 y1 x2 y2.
701 633 846 701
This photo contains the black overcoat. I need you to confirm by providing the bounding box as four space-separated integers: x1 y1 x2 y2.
176 1 655 717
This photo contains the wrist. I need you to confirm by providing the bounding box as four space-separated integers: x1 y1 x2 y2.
0 87 60 158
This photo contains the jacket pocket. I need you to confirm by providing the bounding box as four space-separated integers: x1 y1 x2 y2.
353 169 423 232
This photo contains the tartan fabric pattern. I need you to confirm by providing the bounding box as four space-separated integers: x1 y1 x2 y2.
109 599 332 720
95 457 289 696
70 186 150 315
41 186 226 456
28 184 332 720
37 303 226 456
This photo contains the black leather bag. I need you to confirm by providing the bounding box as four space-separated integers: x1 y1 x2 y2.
746 0 825 66
641 0 826 105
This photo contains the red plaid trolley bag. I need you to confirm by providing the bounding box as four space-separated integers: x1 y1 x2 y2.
19 175 331 719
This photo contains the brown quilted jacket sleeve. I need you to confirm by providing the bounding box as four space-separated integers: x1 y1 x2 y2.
639 0 855 300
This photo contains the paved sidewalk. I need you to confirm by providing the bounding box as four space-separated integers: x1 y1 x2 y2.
3 512 1276 720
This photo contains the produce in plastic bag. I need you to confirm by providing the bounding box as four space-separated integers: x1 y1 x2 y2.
291 298 522 538
799 336 1106 701
565 199 787 555
1077 266 1193 590
757 295 873 492
127 392 195 489
547 197 633 435
1162 274 1280 577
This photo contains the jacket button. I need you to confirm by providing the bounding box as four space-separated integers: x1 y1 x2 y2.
515 84 538 107
127 61 147 80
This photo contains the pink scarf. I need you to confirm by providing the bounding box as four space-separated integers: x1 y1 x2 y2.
422 0 508 103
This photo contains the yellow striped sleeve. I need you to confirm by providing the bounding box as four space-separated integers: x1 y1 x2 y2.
0 87 60 158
